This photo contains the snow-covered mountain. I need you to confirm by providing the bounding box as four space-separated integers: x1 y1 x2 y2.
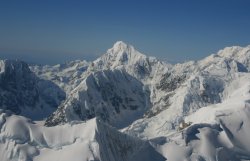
31 60 89 95
43 41 169 128
125 45 250 139
91 41 170 82
150 73 250 160
1 42 250 161
218 45 250 70
45 69 151 128
43 42 250 134
0 60 65 120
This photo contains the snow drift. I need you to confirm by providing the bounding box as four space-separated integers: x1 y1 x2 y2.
0 110 165 161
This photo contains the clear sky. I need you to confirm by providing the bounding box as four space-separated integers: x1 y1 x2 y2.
0 0 250 64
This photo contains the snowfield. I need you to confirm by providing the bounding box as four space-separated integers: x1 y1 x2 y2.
0 111 165 161
1 41 250 160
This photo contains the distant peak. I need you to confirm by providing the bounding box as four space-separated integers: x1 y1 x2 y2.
113 41 128 47
96 41 147 64
111 41 133 52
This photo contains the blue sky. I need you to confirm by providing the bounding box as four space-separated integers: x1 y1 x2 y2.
0 0 250 64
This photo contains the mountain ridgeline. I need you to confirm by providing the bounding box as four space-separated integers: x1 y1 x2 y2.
1 42 250 128
1 42 250 161
42 42 250 130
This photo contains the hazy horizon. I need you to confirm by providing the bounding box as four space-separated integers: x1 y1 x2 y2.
1 0 250 64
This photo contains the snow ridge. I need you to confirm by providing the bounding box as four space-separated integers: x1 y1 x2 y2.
0 111 165 161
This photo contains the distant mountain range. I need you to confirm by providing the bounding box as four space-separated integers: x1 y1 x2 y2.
1 42 250 161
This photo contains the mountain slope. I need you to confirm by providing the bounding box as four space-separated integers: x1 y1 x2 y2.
43 43 250 137
45 69 150 128
42 41 171 127
218 45 250 70
0 59 65 120
125 45 250 139
152 75 250 160
31 60 89 95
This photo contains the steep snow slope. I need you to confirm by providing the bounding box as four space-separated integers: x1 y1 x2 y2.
0 60 65 120
45 69 151 128
0 111 165 161
185 72 250 124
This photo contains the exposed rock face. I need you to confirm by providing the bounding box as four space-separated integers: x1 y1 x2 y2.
156 72 187 92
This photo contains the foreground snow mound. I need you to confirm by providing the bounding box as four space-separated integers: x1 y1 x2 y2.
154 105 250 161
0 60 65 120
0 111 165 161
95 117 166 161
45 69 151 128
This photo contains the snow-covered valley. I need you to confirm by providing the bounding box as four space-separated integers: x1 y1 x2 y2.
1 41 250 161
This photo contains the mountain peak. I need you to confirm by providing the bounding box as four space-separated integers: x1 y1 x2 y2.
0 59 31 75
217 45 250 58
111 41 133 53
113 40 128 47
